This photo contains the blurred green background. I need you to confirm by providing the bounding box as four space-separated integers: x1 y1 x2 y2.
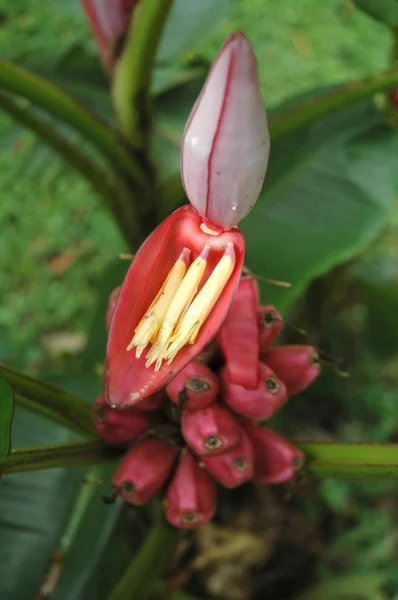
1 1 398 599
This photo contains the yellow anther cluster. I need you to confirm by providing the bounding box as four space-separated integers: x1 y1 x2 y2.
127 243 235 371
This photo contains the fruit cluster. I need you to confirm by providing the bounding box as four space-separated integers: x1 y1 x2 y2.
95 273 321 529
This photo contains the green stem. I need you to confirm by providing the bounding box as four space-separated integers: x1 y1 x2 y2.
0 59 143 185
270 67 398 140
15 393 93 438
0 91 116 204
58 465 106 552
112 0 173 151
2 439 398 478
106 501 180 600
298 442 398 478
0 365 96 437
0 440 116 474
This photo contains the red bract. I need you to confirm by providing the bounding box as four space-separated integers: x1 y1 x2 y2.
221 362 287 421
165 360 219 410
263 345 321 396
258 305 283 352
105 205 244 408
81 0 138 72
106 286 121 332
244 421 304 483
218 276 260 388
202 431 254 488
164 451 216 529
112 437 178 505
93 393 154 446
181 402 242 456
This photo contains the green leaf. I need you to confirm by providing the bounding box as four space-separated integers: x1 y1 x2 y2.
351 256 398 357
158 0 231 61
152 64 205 96
0 408 84 599
297 573 387 600
354 0 398 28
52 465 123 600
0 370 14 456
243 119 398 310
33 44 112 120
1 364 96 437
0 439 115 474
106 503 180 600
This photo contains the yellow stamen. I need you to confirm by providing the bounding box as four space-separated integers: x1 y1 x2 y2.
145 246 210 371
126 249 190 357
164 242 235 364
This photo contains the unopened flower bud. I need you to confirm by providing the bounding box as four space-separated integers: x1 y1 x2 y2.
218 277 260 388
182 403 241 456
221 362 286 420
106 286 121 332
113 437 178 504
81 0 138 72
258 305 283 351
202 431 254 487
263 345 321 395
243 421 304 483
165 360 219 410
93 393 154 446
181 32 269 231
164 450 216 529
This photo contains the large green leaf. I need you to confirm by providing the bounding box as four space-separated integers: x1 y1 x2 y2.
354 0 398 27
243 120 398 310
158 0 231 61
0 407 82 599
52 465 122 600
351 252 398 357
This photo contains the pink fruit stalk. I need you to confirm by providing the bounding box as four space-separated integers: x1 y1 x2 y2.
258 305 283 352
263 345 321 396
218 276 260 388
112 437 178 504
106 33 269 408
221 362 287 420
164 451 216 528
165 360 219 410
202 431 254 487
244 421 304 483
181 402 242 456
93 393 154 446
